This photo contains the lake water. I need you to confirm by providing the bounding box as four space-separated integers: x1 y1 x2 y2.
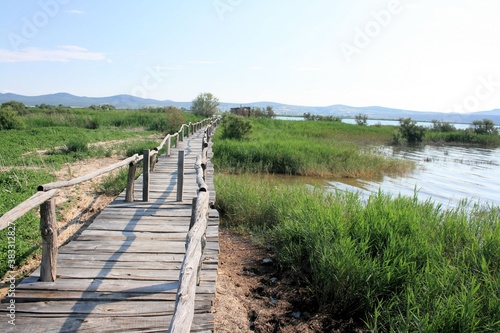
328 145 500 209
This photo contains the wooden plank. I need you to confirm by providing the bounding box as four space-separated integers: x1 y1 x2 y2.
1 313 214 333
27 267 217 282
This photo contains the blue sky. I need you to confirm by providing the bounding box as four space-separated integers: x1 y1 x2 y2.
1 1 499 112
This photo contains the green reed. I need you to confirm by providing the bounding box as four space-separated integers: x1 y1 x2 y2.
213 118 413 178
215 174 500 332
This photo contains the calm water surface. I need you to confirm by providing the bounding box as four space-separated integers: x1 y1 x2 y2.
328 145 500 209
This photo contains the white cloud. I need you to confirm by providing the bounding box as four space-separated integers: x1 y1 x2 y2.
0 46 106 63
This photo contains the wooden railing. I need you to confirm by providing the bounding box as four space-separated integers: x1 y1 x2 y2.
0 117 216 283
168 123 215 333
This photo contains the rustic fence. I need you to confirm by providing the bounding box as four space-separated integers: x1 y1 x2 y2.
168 123 214 333
0 117 218 284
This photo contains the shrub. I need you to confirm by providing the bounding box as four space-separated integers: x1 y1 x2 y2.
0 108 25 130
84 117 100 129
355 113 368 126
398 118 426 144
220 114 252 140
65 138 89 154
470 119 498 135
431 120 456 132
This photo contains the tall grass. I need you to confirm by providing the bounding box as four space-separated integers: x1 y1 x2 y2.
215 174 500 332
213 118 413 178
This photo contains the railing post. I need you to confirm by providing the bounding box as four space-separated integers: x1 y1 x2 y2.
125 162 137 203
143 149 150 202
150 151 157 172
176 150 184 202
40 198 57 282
166 136 171 157
189 197 197 231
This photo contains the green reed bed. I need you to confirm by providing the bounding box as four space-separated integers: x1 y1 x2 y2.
215 174 500 332
213 118 412 178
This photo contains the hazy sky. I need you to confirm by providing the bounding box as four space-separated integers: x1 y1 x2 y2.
1 1 499 112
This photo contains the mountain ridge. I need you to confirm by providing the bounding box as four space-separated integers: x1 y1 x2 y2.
1 92 499 124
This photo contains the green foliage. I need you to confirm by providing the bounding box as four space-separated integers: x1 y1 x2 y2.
431 119 456 132
220 114 252 140
191 92 219 117
0 108 25 130
0 169 55 277
470 119 498 135
64 138 89 154
213 118 412 178
398 118 426 144
95 168 132 196
355 113 368 126
1 100 27 112
124 140 161 157
303 112 342 122
230 106 276 118
215 175 500 332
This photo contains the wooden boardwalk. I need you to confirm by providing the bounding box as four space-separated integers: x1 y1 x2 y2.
3 130 219 332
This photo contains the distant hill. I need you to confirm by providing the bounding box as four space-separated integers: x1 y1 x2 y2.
1 92 500 124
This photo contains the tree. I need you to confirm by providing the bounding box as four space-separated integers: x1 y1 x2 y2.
191 93 219 117
431 120 456 132
398 118 426 144
265 106 276 118
355 113 368 126
470 119 498 135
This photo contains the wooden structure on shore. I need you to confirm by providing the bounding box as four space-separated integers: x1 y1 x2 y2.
0 120 219 332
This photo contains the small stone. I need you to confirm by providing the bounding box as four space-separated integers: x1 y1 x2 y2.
292 311 301 319
262 258 273 264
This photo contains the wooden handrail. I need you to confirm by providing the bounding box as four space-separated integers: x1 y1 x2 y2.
38 154 141 191
169 171 210 333
169 118 220 333
0 189 59 232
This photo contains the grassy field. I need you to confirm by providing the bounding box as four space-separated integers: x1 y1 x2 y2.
213 117 499 332
213 118 413 178
0 104 200 278
215 175 500 332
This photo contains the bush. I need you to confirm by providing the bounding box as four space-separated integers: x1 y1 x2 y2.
65 139 89 154
398 118 426 144
220 114 252 140
470 119 498 135
0 108 25 130
355 113 368 126
431 120 456 132
84 117 100 129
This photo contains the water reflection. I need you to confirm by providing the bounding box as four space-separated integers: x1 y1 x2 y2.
328 145 500 208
